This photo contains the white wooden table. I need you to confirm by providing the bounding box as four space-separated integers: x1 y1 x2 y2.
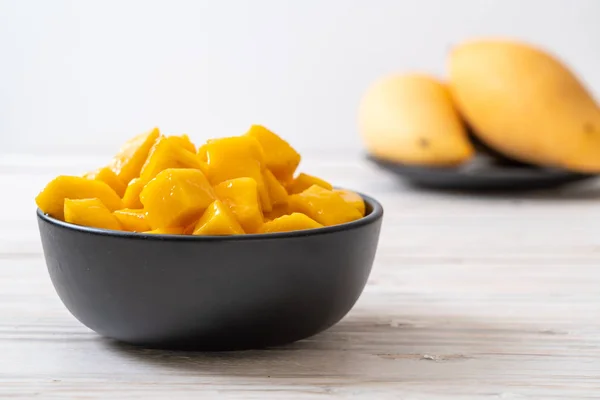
2 152 600 399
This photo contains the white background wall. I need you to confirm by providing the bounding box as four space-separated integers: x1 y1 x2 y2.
1 0 599 156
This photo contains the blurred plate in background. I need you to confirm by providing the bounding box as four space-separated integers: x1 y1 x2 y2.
366 153 596 191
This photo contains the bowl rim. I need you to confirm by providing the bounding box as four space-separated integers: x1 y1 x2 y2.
37 191 383 241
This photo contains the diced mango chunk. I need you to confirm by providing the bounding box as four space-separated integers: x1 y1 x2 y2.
36 175 123 220
64 198 122 231
84 166 127 197
140 168 215 229
122 178 145 209
196 143 209 176
169 134 196 153
120 136 206 207
35 124 369 235
259 213 322 233
204 136 271 211
144 227 185 235
264 169 288 208
289 185 362 226
198 143 208 162
213 178 263 233
333 189 366 217
245 125 301 181
139 136 204 185
264 204 291 221
123 189 144 211
113 208 151 232
193 200 245 236
108 127 160 185
183 221 197 235
288 173 333 194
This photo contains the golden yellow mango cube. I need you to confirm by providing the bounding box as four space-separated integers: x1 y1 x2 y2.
264 169 288 207
121 178 145 209
213 177 263 233
140 168 216 229
64 198 122 231
36 175 123 220
144 227 185 235
289 185 362 226
193 200 245 236
84 166 127 197
333 189 365 217
204 136 271 211
264 204 291 222
113 208 151 232
108 127 160 185
259 213 322 233
245 125 301 181
169 134 196 153
122 137 206 208
287 173 333 194
139 136 205 185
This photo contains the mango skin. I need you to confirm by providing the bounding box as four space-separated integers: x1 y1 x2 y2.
448 38 600 173
358 73 474 167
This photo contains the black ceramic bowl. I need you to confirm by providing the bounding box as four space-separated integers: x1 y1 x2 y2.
37 193 383 350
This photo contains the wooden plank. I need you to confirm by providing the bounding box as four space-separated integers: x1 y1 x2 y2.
2 156 600 398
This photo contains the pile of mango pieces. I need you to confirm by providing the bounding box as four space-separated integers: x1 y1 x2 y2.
36 125 366 235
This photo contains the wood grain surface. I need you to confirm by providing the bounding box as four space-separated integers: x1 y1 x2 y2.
1 153 600 399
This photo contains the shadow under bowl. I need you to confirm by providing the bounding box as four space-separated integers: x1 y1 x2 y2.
36 193 383 351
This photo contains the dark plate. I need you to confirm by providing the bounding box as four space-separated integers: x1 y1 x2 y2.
37 193 383 351
367 153 596 191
